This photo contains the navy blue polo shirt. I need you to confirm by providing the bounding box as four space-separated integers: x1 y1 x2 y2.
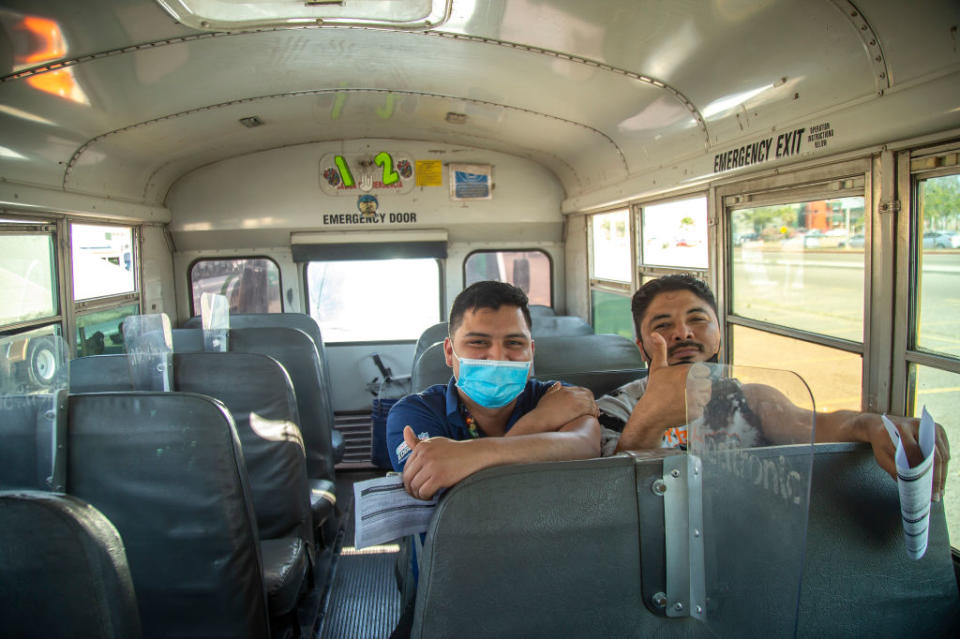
386 377 557 472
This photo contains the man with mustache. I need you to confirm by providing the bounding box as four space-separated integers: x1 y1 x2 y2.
598 274 950 499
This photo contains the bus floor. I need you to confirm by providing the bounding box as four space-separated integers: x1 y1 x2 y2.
316 469 403 639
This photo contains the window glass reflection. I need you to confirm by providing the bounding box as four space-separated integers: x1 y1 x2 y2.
190 258 282 315
730 197 865 341
465 250 551 306
75 303 140 358
732 324 862 412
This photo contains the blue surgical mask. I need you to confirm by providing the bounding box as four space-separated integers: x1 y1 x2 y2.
454 351 531 408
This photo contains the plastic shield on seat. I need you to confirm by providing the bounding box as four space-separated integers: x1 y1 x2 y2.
200 293 229 352
681 363 815 637
0 327 69 490
122 314 173 391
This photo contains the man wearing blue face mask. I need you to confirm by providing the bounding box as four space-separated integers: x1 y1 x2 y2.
386 281 601 501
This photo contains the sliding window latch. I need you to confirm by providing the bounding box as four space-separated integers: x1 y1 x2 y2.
878 200 901 215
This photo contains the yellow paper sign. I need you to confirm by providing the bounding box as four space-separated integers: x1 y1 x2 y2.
416 160 443 187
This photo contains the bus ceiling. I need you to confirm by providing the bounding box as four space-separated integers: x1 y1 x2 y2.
0 0 957 219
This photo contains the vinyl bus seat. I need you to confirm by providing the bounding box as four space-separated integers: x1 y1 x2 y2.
67 392 276 639
182 313 344 463
528 304 556 317
413 322 449 369
529 315 593 337
172 327 339 536
71 353 321 558
410 445 960 638
410 455 673 638
411 334 647 397
531 334 646 396
0 490 142 639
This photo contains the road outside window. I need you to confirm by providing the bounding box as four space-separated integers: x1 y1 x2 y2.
731 196 865 342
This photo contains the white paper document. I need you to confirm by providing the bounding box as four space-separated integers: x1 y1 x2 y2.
881 407 936 560
353 475 438 549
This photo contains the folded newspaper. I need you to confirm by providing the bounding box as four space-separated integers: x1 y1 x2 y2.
353 474 438 549
881 407 936 560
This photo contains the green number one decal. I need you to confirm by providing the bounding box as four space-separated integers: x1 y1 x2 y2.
375 151 400 185
334 155 355 187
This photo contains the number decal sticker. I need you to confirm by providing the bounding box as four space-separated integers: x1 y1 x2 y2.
375 151 400 186
334 155 355 187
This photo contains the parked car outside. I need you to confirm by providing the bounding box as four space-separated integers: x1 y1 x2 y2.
922 231 960 249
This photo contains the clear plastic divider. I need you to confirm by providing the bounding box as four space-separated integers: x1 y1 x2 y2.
0 327 69 490
684 363 815 637
200 292 230 352
122 314 173 391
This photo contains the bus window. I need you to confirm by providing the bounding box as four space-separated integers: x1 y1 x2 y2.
730 196 865 342
1 227 58 326
306 258 440 343
915 174 960 358
732 325 863 412
724 178 867 413
189 257 282 316
640 197 708 271
70 224 135 301
74 303 140 358
905 165 960 542
464 250 552 307
588 209 632 338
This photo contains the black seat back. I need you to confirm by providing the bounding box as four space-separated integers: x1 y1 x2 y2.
412 334 647 396
530 315 593 337
67 392 270 639
412 445 960 638
0 490 142 639
173 327 335 482
71 352 313 546
183 311 332 399
528 304 556 317
411 456 684 638
533 334 646 396
413 322 449 368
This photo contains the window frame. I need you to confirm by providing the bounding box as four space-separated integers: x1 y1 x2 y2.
187 255 285 318
461 248 554 309
0 217 62 334
303 256 444 345
1 214 143 360
68 221 142 359
636 194 710 277
586 207 635 332
715 158 873 409
891 143 960 413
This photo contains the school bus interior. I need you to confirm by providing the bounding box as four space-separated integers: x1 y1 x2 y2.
2 0 960 637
